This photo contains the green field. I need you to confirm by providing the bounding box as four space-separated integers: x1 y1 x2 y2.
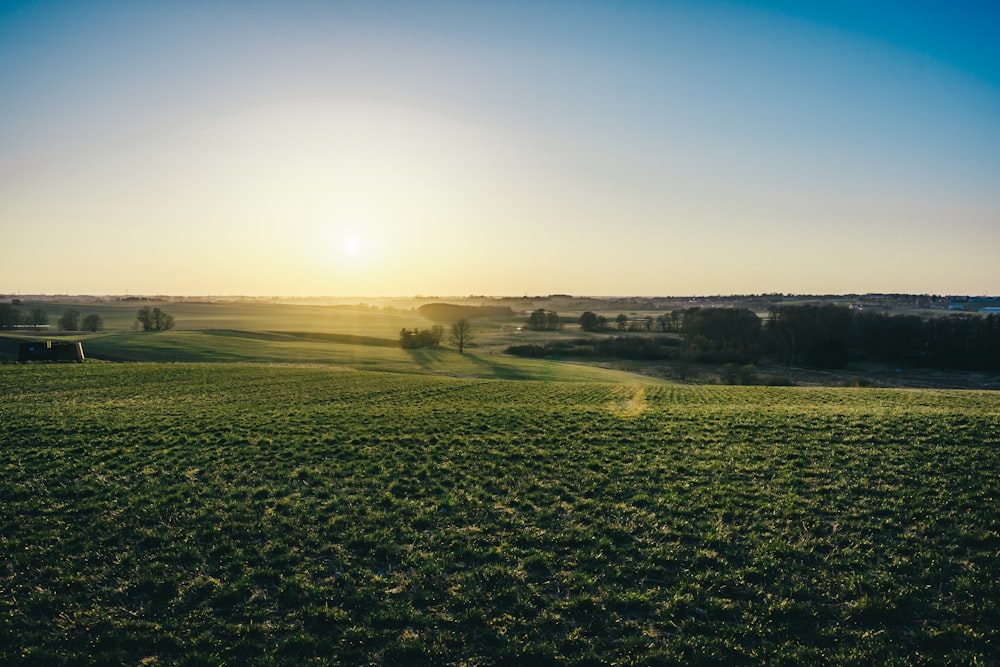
2 363 998 665
2 300 649 383
6 299 428 335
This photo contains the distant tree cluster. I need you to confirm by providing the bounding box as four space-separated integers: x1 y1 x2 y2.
58 308 80 331
0 304 49 330
0 303 25 329
82 314 103 332
136 306 175 332
767 304 1000 371
0 303 103 332
523 302 1000 374
399 326 444 349
579 311 684 333
525 309 562 331
655 312 683 333
578 311 608 332
614 314 656 331
682 307 762 364
56 309 103 332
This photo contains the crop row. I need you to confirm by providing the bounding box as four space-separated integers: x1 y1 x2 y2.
2 364 999 665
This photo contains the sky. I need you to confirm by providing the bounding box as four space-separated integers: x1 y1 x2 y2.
2 0 998 297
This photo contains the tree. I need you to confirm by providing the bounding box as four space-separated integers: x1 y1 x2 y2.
137 306 174 331
449 319 474 353
82 313 103 333
400 326 443 349
806 338 850 369
153 308 175 331
578 311 608 332
615 314 629 332
27 308 48 330
0 303 22 329
683 307 761 361
526 309 562 331
136 306 153 331
59 308 81 331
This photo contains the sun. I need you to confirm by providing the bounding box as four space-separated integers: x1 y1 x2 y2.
311 215 386 270
342 236 363 257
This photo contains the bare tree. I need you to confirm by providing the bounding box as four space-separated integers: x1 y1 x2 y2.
58 308 81 331
82 313 103 332
28 308 48 330
449 319 474 354
0 303 20 329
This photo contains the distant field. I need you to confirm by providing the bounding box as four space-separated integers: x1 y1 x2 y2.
9 298 997 389
56 331 646 383
2 364 998 665
8 299 429 335
2 300 662 383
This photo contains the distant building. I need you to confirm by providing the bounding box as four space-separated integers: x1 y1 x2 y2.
17 341 85 362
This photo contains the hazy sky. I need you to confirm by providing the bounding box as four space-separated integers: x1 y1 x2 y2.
2 1 998 297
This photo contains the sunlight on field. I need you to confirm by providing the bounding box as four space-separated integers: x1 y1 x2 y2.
609 384 648 418
70 329 660 383
2 364 998 664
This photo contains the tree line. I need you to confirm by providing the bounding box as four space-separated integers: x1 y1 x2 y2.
767 304 1000 371
509 306 1000 373
579 311 683 333
0 303 175 333
0 303 103 332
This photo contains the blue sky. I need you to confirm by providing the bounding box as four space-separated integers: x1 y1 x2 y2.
1 1 998 296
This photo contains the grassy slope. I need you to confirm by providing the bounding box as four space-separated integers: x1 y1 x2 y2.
8 300 421 334
65 330 651 383
4 300 662 383
2 364 998 665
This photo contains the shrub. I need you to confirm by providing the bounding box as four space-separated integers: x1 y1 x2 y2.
505 344 548 358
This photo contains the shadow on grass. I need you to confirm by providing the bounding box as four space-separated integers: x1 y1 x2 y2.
405 347 539 381
268 331 399 347
460 352 539 381
404 348 449 373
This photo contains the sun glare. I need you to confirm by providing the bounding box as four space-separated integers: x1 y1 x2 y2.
342 236 363 257
312 220 373 267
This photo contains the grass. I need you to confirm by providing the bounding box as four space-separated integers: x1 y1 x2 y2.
58 330 651 383
2 363 998 665
5 300 647 383
8 300 425 335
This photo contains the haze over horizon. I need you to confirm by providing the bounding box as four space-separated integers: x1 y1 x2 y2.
2 1 998 298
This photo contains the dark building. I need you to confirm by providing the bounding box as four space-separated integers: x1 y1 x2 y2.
17 341 85 362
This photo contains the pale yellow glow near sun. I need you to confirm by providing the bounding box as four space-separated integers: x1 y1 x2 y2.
342 236 363 257
311 220 374 268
